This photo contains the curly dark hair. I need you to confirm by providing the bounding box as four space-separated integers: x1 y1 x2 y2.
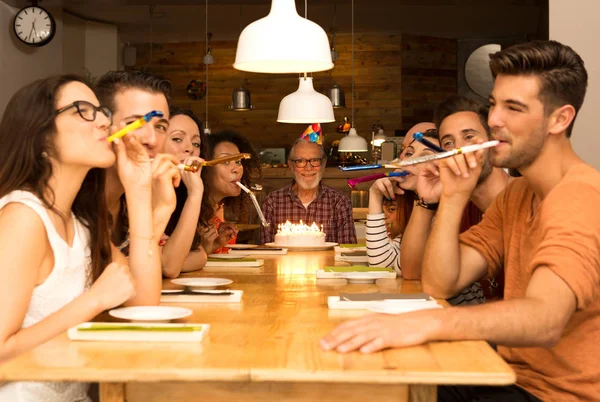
164 107 208 251
200 130 261 228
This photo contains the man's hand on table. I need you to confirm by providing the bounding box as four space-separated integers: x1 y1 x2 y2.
320 310 443 353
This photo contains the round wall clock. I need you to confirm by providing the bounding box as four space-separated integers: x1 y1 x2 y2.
13 5 56 47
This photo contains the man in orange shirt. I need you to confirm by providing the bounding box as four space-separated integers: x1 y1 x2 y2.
321 40 600 401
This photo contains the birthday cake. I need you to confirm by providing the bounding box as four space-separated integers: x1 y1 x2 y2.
274 220 326 247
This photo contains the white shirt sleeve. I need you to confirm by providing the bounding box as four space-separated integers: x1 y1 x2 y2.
366 213 402 275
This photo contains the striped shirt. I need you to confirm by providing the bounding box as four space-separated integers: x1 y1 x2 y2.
366 213 402 274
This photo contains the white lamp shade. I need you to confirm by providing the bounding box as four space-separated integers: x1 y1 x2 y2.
372 128 387 146
339 128 369 152
277 77 335 123
234 0 334 73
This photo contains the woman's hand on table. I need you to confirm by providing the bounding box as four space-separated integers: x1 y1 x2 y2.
320 310 442 353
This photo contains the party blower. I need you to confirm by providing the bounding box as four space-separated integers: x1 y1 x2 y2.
385 141 500 168
347 171 410 189
107 110 164 143
176 153 252 173
412 132 445 153
235 182 270 227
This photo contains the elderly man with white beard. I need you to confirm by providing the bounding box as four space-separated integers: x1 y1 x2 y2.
260 137 357 245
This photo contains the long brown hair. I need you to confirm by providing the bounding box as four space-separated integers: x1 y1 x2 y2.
0 75 112 282
200 130 261 227
164 107 208 250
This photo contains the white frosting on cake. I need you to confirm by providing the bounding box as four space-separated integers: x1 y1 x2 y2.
274 220 326 247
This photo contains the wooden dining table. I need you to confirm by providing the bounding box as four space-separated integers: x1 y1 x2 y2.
0 250 515 402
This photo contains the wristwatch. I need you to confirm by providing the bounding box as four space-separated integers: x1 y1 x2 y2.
416 197 439 210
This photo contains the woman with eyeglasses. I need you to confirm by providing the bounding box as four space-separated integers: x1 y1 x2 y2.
0 75 165 401
199 130 260 254
366 129 441 274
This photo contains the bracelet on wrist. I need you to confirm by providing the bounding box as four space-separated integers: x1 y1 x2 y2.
416 197 439 211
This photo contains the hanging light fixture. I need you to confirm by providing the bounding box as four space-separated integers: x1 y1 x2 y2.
327 83 346 109
325 4 345 109
330 4 339 62
230 4 253 112
234 0 333 73
203 0 212 134
277 74 335 123
338 0 368 152
371 125 387 147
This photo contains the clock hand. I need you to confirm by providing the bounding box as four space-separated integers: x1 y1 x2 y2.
27 24 35 42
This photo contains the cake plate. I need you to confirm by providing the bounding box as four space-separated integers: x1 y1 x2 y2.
264 242 338 251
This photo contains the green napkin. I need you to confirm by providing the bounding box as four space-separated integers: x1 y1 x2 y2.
78 324 204 332
207 258 256 262
339 244 366 248
324 266 394 272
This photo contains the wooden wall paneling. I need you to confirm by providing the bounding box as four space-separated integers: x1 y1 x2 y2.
132 33 457 151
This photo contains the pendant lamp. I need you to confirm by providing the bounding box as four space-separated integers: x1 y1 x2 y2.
338 0 368 152
234 0 333 73
230 5 253 111
325 5 345 108
277 75 335 123
372 128 387 146
204 0 212 134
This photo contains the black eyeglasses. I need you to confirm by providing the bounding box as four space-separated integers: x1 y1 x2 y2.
55 101 113 126
290 158 324 168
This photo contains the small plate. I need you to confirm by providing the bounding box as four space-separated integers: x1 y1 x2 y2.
171 278 233 289
208 253 250 259
161 289 184 294
264 242 337 251
225 244 258 249
109 306 192 322
346 275 377 284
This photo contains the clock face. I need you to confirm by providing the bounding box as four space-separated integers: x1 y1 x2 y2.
13 6 56 47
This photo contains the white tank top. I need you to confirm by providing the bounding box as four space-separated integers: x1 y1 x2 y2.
0 191 92 402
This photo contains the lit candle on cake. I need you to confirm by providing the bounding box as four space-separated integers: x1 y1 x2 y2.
274 220 326 247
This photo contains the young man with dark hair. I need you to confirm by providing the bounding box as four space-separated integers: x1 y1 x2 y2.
321 40 599 402
95 70 182 302
400 96 510 303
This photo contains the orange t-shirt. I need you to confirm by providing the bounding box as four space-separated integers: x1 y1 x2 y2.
460 164 600 401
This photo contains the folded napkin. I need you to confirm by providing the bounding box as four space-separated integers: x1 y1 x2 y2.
339 292 430 301
324 266 394 272
207 257 257 262
77 323 204 332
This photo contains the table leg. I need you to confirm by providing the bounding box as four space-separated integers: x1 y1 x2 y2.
410 384 437 402
99 382 125 402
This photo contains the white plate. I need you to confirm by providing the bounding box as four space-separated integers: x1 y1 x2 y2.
208 253 250 259
264 242 337 251
109 306 192 322
345 275 378 284
224 244 258 249
171 278 233 289
161 289 184 294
